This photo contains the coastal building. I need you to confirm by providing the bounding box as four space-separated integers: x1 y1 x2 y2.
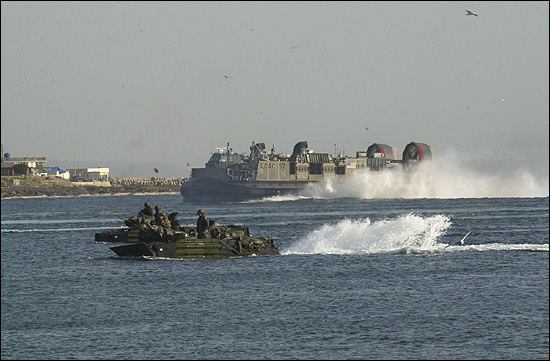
1 151 48 176
70 167 110 181
47 166 71 179
0 146 107 180
1 146 70 179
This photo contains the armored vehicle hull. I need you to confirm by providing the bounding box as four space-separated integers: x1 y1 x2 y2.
96 215 279 259
110 236 279 259
181 140 433 202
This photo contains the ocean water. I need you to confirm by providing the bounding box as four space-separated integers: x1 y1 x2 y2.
1 193 548 360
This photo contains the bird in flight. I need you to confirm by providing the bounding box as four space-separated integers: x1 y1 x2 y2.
465 9 478 16
221 74 232 79
443 230 473 249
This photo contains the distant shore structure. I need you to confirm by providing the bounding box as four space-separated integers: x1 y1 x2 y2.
1 145 48 176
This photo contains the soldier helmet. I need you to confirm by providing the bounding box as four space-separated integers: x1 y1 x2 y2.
155 205 160 211
197 209 203 215
144 202 150 207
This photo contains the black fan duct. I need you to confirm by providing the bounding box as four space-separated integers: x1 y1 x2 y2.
366 143 395 159
402 142 432 163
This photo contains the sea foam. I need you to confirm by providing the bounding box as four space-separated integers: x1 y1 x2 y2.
282 213 549 255
283 213 451 255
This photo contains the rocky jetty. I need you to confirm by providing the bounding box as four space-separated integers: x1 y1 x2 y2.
1 176 187 199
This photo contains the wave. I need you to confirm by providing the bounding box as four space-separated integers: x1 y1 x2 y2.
283 214 451 255
245 194 313 203
282 214 548 255
436 243 549 253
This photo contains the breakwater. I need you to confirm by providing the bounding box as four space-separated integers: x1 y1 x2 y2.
1 176 188 199
109 177 187 187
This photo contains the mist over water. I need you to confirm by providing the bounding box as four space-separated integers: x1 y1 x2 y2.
299 153 549 199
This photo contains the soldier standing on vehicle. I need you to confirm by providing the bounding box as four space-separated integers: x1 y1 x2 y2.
196 209 210 239
138 202 154 226
140 202 154 216
154 205 170 228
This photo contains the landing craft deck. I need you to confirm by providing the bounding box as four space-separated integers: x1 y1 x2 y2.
180 140 433 202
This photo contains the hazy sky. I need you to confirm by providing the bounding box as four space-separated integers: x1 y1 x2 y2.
2 1 549 180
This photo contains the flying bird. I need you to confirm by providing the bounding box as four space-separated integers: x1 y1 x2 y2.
221 74 232 79
465 9 478 16
443 230 473 249
154 168 159 173
458 230 473 245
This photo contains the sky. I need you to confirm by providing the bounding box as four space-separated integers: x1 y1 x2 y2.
1 1 549 183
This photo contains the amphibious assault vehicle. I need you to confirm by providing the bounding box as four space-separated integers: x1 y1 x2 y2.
96 213 279 259
181 140 433 202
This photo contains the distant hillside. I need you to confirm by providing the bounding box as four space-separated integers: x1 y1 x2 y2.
53 160 190 179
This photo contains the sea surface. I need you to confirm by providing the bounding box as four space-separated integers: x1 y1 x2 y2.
1 194 548 360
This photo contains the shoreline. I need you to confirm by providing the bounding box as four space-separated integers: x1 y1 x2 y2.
1 175 186 200
1 191 181 200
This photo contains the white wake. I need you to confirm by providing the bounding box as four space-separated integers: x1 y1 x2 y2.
282 214 549 255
